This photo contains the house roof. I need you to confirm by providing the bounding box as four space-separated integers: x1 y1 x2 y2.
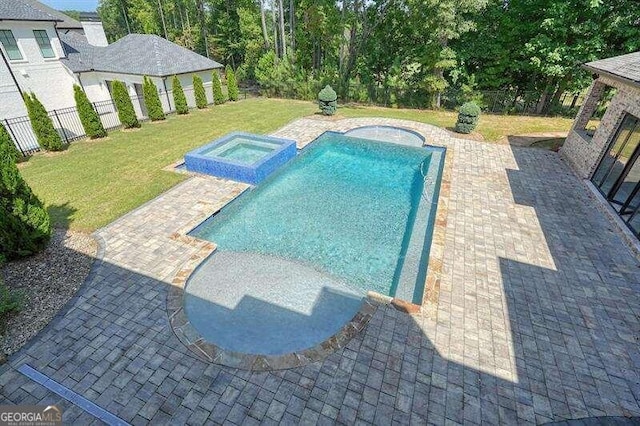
59 30 95 72
583 51 640 88
59 32 223 77
98 34 224 76
0 0 61 22
18 0 83 29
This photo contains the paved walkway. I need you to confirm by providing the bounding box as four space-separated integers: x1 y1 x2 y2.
1 117 639 425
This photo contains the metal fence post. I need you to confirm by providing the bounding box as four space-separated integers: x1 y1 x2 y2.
4 118 26 156
52 109 70 144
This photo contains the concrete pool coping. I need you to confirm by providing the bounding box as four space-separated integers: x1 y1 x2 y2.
164 121 454 369
166 243 378 371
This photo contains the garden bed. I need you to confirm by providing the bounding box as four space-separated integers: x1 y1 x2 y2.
0 229 97 357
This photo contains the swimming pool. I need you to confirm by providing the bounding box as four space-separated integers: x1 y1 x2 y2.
190 130 445 304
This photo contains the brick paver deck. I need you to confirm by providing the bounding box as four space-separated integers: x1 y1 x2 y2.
1 118 639 425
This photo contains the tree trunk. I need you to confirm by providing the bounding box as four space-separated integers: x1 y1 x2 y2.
272 0 279 57
338 0 358 95
433 37 448 108
157 0 168 39
121 0 131 34
546 76 569 114
289 0 295 54
338 0 349 75
278 0 286 57
196 0 209 58
535 80 553 114
260 0 270 49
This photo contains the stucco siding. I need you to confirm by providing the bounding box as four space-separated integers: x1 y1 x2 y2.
0 21 77 118
168 71 214 108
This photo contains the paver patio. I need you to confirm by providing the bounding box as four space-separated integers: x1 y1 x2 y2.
1 117 639 425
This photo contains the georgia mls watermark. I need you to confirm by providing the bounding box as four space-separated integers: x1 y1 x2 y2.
0 405 62 426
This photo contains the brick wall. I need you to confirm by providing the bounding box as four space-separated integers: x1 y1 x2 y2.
560 76 640 179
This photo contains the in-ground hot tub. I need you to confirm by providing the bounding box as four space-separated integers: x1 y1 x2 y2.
184 132 297 184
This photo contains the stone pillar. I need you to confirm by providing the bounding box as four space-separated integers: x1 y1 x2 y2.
572 80 606 132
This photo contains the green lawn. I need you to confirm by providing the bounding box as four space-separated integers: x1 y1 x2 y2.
339 104 573 141
19 97 573 232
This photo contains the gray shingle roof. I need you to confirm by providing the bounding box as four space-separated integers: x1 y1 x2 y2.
584 51 640 88
0 0 60 21
60 32 223 76
59 31 95 72
20 0 83 29
99 34 223 76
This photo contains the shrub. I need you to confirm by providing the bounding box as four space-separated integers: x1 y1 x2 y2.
454 102 481 134
0 276 22 327
142 76 165 121
193 75 207 109
318 85 337 116
0 123 18 162
226 65 239 101
0 124 51 259
23 93 63 151
212 71 225 105
172 75 189 114
73 85 106 139
111 81 140 129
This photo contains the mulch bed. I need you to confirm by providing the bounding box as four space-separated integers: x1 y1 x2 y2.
1 229 97 357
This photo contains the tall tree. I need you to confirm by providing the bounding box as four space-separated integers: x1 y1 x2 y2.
142 76 166 120
24 93 63 151
172 75 189 114
74 85 107 139
259 0 270 48
111 81 140 128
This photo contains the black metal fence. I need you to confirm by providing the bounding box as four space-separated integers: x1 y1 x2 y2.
4 95 148 157
440 89 586 116
4 85 248 157
261 80 586 117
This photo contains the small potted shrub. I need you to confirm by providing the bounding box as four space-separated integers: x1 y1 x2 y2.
318 85 337 116
454 102 481 134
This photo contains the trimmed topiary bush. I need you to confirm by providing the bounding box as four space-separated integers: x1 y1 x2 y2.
212 71 225 105
193 75 207 109
454 102 481 134
74 84 106 139
0 124 51 259
142 76 165 121
0 123 18 162
112 81 140 129
318 85 337 116
172 75 189 115
226 65 239 101
23 92 63 151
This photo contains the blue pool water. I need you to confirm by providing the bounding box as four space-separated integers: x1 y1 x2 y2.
191 131 444 303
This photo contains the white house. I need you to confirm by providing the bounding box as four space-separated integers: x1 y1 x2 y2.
0 0 223 150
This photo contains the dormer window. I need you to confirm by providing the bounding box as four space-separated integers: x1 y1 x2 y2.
33 30 55 58
0 30 23 60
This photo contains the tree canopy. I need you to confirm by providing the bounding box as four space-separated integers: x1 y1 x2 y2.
98 0 640 111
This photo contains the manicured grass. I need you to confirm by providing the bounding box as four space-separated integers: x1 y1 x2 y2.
20 98 316 231
339 104 574 141
19 97 574 231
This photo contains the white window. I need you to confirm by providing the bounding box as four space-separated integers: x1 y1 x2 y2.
0 30 22 60
33 30 55 58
